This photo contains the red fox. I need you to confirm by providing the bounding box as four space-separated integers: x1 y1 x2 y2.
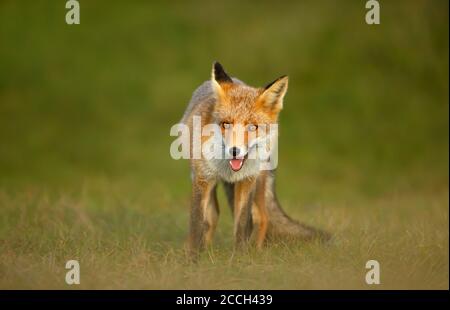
180 62 329 258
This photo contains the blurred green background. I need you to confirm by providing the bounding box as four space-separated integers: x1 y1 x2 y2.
0 0 448 289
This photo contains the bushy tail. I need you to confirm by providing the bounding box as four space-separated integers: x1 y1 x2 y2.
264 171 331 242
265 191 331 242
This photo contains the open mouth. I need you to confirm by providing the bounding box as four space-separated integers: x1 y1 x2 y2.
229 156 247 172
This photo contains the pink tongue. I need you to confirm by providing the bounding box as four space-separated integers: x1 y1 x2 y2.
229 159 243 171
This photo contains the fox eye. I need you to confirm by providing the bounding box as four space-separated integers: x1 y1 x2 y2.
221 122 231 129
248 124 258 132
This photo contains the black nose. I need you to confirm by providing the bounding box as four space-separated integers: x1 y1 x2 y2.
229 147 241 157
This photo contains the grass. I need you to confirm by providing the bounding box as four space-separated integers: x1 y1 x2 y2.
0 0 448 289
0 182 447 289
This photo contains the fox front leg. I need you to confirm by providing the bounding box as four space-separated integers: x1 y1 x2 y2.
204 185 220 247
254 172 268 249
188 177 216 259
233 178 256 250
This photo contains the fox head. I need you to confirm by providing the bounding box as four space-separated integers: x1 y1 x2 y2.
210 61 288 173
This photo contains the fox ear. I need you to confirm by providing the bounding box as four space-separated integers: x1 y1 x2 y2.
211 61 232 98
212 61 233 84
259 75 289 111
